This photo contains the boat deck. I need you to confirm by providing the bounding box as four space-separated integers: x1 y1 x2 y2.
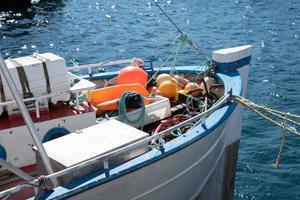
0 101 95 130
0 178 34 200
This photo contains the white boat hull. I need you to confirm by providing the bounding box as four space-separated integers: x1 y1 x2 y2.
69 120 228 200
0 109 96 170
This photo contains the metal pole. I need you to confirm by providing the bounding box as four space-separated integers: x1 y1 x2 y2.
0 53 58 186
0 158 34 181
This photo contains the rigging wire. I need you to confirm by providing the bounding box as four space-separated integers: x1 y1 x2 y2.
151 0 211 64
152 0 184 35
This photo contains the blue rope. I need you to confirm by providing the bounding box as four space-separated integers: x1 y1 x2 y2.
118 92 145 130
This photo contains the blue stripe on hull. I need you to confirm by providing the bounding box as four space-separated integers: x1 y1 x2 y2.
214 56 251 73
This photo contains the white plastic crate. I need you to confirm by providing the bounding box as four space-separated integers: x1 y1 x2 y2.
35 119 149 184
113 95 171 128
0 53 71 115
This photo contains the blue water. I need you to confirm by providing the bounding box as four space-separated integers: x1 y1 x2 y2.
1 0 300 199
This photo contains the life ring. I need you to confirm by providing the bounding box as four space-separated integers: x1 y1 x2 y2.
0 145 7 160
42 127 70 143
0 145 7 169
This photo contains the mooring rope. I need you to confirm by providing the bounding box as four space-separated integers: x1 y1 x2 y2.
231 95 300 167
273 113 288 168
232 95 300 136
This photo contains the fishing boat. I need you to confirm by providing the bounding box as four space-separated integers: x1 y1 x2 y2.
0 43 252 199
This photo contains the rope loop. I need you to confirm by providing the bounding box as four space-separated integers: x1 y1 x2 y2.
118 92 145 130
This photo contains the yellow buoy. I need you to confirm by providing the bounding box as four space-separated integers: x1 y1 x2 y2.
159 80 177 99
156 74 172 87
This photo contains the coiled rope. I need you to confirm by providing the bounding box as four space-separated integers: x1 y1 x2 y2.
186 95 206 114
118 92 145 130
232 95 300 167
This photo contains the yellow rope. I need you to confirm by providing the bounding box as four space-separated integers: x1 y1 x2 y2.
234 96 300 125
232 95 300 136
266 109 300 127
231 95 300 168
273 113 288 168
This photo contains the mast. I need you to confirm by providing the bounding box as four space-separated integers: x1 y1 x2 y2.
0 53 57 186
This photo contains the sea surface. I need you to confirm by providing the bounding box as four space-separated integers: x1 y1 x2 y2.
0 0 299 199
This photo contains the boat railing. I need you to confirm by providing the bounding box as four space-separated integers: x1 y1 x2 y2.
0 92 231 198
67 59 154 77
0 91 67 118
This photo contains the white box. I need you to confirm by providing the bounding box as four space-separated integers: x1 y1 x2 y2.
35 119 149 184
113 95 171 128
0 53 71 115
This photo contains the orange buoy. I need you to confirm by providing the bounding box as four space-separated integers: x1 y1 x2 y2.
89 83 149 107
117 66 148 86
184 82 201 96
159 80 177 99
174 75 190 88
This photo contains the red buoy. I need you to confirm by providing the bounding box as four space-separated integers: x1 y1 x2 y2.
116 66 148 86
